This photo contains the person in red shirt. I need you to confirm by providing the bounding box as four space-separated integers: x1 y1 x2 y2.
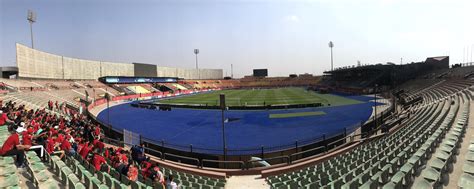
22 130 33 146
127 163 139 181
92 138 104 151
80 142 93 159
92 149 106 171
94 126 101 139
60 138 73 155
47 134 65 159
0 110 10 126
46 136 56 154
104 148 110 159
0 125 31 166
141 161 152 178
56 133 65 145
120 151 128 164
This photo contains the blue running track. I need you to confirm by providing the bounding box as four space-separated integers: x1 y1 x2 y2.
97 95 381 155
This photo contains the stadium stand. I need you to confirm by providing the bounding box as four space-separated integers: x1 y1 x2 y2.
2 63 474 188
262 67 474 188
0 99 227 189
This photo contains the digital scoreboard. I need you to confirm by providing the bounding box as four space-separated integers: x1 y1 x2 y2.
99 76 177 84
253 69 268 77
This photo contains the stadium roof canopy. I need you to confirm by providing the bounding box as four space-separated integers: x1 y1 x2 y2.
426 56 449 62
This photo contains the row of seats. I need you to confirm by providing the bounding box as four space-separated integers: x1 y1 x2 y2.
25 150 62 188
266 79 471 188
266 99 440 188
459 139 474 187
412 94 469 188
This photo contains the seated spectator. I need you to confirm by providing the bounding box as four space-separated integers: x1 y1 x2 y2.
115 150 129 175
21 126 33 146
127 163 138 181
47 134 65 159
166 175 179 189
93 125 102 139
92 148 106 171
104 147 114 159
92 137 105 151
141 160 152 178
79 142 93 159
0 125 31 167
60 135 74 155
0 110 12 126
152 165 165 184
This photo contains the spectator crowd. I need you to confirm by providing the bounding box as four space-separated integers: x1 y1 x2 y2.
0 100 179 189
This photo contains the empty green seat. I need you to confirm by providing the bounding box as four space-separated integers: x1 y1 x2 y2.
399 163 414 175
458 173 474 188
466 152 474 162
421 166 440 183
38 179 60 189
429 158 447 172
341 180 358 189
68 174 80 188
359 180 377 189
0 157 15 166
60 166 74 182
382 181 401 189
468 144 474 152
434 151 451 162
36 170 51 182
74 183 86 189
0 174 19 188
412 179 433 189
463 161 474 174
0 164 16 176
30 162 47 173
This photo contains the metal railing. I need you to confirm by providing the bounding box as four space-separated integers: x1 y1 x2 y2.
201 159 245 170
289 146 326 163
164 153 200 167
88 92 395 169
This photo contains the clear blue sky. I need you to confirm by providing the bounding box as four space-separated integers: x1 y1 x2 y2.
1 0 473 77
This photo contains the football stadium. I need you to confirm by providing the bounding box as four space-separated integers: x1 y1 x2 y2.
1 1 474 189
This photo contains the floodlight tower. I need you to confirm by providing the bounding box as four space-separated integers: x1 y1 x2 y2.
328 41 334 71
27 10 37 49
194 49 200 79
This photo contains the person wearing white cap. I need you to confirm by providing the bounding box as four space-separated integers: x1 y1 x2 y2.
16 122 26 133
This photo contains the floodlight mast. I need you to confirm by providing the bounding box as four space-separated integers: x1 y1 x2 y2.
27 10 36 49
194 49 199 79
328 41 334 71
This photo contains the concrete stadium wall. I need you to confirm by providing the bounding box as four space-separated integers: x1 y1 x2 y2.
62 57 101 79
101 61 134 77
156 66 223 79
16 43 222 80
16 43 63 79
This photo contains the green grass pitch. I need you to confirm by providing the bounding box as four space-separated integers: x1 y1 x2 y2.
159 87 363 107
269 111 326 118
